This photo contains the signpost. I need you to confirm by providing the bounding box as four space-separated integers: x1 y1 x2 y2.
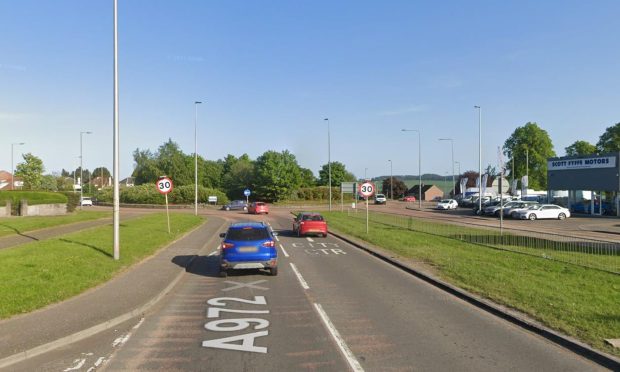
244 188 251 205
157 176 173 234
359 182 375 233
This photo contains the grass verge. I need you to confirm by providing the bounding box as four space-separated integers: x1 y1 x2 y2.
0 212 203 319
0 210 110 238
322 211 620 357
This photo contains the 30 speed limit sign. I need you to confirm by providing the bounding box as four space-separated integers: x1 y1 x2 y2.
156 177 174 195
359 182 375 197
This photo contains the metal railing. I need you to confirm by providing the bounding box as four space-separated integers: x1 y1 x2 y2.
346 210 620 274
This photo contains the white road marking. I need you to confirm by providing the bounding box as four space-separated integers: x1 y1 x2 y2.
306 237 314 242
64 358 86 371
133 317 145 329
112 334 131 347
274 234 280 242
279 244 289 257
208 250 218 257
222 280 269 292
289 263 309 289
94 357 106 367
314 303 364 372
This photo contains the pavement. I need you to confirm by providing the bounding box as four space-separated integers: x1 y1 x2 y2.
0 212 229 369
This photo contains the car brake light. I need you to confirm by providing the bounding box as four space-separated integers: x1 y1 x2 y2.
299 221 304 225
262 241 275 248
221 242 235 249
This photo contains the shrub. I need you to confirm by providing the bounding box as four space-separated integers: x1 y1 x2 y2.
93 185 229 205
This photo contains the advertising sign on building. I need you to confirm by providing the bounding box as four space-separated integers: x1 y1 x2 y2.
548 156 616 171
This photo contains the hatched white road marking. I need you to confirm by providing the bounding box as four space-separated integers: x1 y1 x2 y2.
64 358 86 371
290 263 309 289
279 244 289 257
314 303 365 372
275 235 280 242
222 280 269 292
208 250 218 256
306 237 314 242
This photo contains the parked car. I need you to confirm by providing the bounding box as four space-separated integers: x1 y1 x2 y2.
293 212 328 237
484 200 522 217
504 201 539 218
374 194 387 204
222 200 248 211
436 199 458 210
218 222 278 277
516 204 571 220
248 201 269 214
401 195 416 202
80 197 93 206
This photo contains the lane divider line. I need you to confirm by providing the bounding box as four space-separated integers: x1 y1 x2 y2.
314 303 364 372
289 263 309 289
279 244 289 258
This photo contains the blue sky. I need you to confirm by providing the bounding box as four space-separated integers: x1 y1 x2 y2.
2 1 620 180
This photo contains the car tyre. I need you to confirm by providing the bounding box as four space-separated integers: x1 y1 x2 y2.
225 206 230 211
243 206 248 211
558 213 566 220
220 269 228 278
270 267 278 276
511 212 517 218
322 233 327 238
529 213 537 221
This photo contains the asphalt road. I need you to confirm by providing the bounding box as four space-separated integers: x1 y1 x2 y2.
7 208 611 371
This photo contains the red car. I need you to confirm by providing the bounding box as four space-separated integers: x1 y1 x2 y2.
402 195 416 202
248 202 269 214
293 212 328 237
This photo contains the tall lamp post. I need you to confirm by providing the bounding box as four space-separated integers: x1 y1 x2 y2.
439 138 455 196
11 142 25 190
80 131 92 210
474 106 482 214
401 129 422 209
324 118 331 211
194 101 202 216
388 159 393 199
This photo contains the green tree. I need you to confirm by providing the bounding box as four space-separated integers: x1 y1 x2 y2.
503 122 555 189
596 123 620 153
92 167 111 178
40 175 58 191
299 167 316 187
132 149 161 185
15 153 45 190
202 159 224 189
156 139 192 186
318 161 355 187
565 140 597 156
254 150 302 201
381 177 408 199
222 154 255 199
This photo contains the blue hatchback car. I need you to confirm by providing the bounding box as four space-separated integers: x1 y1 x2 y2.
219 222 278 277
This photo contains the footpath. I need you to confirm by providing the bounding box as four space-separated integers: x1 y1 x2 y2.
0 214 228 369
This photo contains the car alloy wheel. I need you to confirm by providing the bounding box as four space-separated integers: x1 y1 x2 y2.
558 213 566 220
529 213 537 221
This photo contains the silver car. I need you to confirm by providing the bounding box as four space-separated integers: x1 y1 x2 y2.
516 204 571 220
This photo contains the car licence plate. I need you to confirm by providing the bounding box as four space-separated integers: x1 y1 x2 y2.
238 246 258 252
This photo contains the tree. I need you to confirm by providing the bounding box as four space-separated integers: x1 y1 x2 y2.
318 161 355 187
222 154 255 199
503 122 555 189
565 140 597 156
381 177 408 198
254 150 302 201
156 139 192 186
132 148 161 185
299 168 316 187
15 153 45 190
596 123 620 153
92 167 111 178
202 159 224 189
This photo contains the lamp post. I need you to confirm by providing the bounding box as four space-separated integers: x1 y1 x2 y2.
439 138 455 196
113 0 120 260
80 131 92 210
194 101 202 216
364 167 368 180
388 159 393 199
401 129 422 209
11 142 25 190
455 161 461 177
474 106 482 214
324 118 331 211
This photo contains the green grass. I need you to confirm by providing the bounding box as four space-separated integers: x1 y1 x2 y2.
323 211 620 356
0 210 110 238
0 191 68 206
0 212 203 319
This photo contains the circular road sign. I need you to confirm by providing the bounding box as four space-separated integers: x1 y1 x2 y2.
360 182 375 197
156 177 174 195
244 189 251 197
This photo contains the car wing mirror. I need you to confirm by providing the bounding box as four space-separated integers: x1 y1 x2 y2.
219 232 226 238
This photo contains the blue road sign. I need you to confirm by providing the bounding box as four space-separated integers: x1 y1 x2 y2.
244 189 251 197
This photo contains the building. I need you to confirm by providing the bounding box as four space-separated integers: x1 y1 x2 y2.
407 184 444 201
547 152 619 216
0 170 23 190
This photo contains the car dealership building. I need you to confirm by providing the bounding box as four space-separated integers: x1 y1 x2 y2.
547 152 619 217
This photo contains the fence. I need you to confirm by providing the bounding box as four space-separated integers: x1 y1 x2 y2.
346 209 620 274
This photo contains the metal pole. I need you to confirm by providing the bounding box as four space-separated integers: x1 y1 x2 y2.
475 106 482 214
401 129 422 208
388 159 393 199
324 118 331 211
113 0 120 260
80 132 83 209
194 101 202 216
11 143 24 190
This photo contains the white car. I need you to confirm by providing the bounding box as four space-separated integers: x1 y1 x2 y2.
436 199 458 210
80 197 93 206
374 194 387 204
516 204 570 220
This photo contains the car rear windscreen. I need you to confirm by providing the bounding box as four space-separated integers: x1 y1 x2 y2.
227 228 270 241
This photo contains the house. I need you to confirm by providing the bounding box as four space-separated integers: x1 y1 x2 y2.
90 176 113 189
120 177 135 187
0 170 23 190
406 184 444 201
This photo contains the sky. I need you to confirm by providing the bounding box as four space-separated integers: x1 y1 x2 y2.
2 1 620 181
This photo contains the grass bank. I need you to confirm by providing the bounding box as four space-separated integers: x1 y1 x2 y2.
0 210 110 238
322 211 620 357
0 212 203 319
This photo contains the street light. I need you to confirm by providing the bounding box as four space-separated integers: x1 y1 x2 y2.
439 138 455 196
364 167 368 180
401 129 422 209
80 131 92 210
388 159 393 199
474 106 482 214
324 118 331 211
194 101 202 216
11 142 25 190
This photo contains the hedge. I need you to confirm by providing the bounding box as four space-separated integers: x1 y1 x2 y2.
96 185 230 205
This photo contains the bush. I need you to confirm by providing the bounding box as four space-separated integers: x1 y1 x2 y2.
60 192 81 212
294 186 340 201
0 191 69 215
93 185 229 205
